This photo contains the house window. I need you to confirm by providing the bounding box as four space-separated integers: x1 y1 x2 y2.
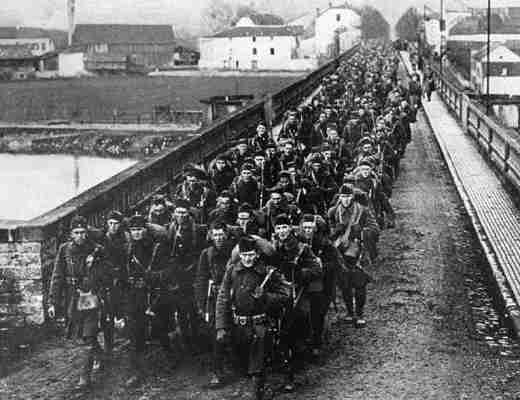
270 48 275 55
336 14 341 21
502 67 508 76
253 48 257 55
252 36 256 42
41 43 46 52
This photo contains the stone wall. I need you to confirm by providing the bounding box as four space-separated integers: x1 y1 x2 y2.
0 242 44 327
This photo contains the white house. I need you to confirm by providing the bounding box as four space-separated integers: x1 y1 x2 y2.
199 25 317 71
58 51 86 77
0 27 56 56
471 43 520 95
315 4 361 57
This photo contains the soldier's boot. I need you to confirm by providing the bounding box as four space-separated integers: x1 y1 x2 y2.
253 374 265 400
76 355 94 390
354 288 367 328
125 352 145 387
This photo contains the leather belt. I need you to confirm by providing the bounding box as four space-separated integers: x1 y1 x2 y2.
127 276 147 289
233 312 267 326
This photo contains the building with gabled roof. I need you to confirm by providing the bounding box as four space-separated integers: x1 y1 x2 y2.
199 16 316 71
71 24 176 68
471 43 520 96
314 3 361 58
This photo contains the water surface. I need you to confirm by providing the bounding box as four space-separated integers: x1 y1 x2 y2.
0 153 136 221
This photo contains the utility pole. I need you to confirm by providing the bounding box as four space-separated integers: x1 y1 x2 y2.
439 0 444 77
486 0 491 115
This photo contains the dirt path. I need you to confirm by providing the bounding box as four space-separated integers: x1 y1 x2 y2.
3 109 520 400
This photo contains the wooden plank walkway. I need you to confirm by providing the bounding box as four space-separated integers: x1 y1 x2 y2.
401 52 520 332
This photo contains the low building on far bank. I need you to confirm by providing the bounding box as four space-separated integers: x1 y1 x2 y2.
471 43 520 95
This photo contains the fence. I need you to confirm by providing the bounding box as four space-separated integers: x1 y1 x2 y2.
432 65 520 195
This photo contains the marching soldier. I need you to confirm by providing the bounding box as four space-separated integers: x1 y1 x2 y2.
48 215 108 389
216 236 289 400
166 199 204 353
271 214 322 391
299 214 345 356
194 222 235 387
100 210 129 365
328 185 374 326
123 214 169 386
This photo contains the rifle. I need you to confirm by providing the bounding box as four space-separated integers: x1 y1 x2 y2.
204 279 214 323
259 162 265 208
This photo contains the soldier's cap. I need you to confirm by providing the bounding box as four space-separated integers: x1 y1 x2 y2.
301 213 316 224
238 236 257 253
265 141 277 149
308 153 323 164
241 162 254 172
287 109 298 116
358 157 375 168
274 213 290 227
269 187 283 196
278 170 291 180
357 137 373 147
107 210 123 223
321 144 333 152
184 165 208 180
279 138 294 146
257 121 266 128
215 154 230 162
128 214 146 228
219 190 232 199
210 220 228 232
326 125 338 133
285 161 297 170
238 202 253 214
174 199 191 210
254 151 265 158
70 215 88 230
339 184 355 195
151 194 167 205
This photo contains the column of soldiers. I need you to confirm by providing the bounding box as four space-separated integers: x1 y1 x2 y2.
47 42 416 399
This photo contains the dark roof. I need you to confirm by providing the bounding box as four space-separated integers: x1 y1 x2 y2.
317 5 355 18
0 44 37 60
210 25 304 38
0 26 59 39
72 24 175 45
472 43 502 60
472 42 520 60
0 27 19 39
450 16 520 35
248 13 285 26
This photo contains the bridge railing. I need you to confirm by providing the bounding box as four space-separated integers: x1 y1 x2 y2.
13 44 359 244
431 66 520 195
0 44 359 324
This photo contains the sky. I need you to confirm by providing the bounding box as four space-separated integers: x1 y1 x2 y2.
0 0 500 34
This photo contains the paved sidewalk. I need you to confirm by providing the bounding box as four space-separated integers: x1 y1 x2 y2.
401 51 520 331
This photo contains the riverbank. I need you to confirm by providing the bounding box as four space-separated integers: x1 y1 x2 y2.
0 129 195 160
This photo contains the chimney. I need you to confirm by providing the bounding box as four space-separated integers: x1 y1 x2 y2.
67 0 76 47
329 1 333 8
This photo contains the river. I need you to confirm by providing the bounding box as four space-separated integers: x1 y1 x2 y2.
0 153 136 221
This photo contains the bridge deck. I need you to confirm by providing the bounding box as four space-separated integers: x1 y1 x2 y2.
402 53 520 321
